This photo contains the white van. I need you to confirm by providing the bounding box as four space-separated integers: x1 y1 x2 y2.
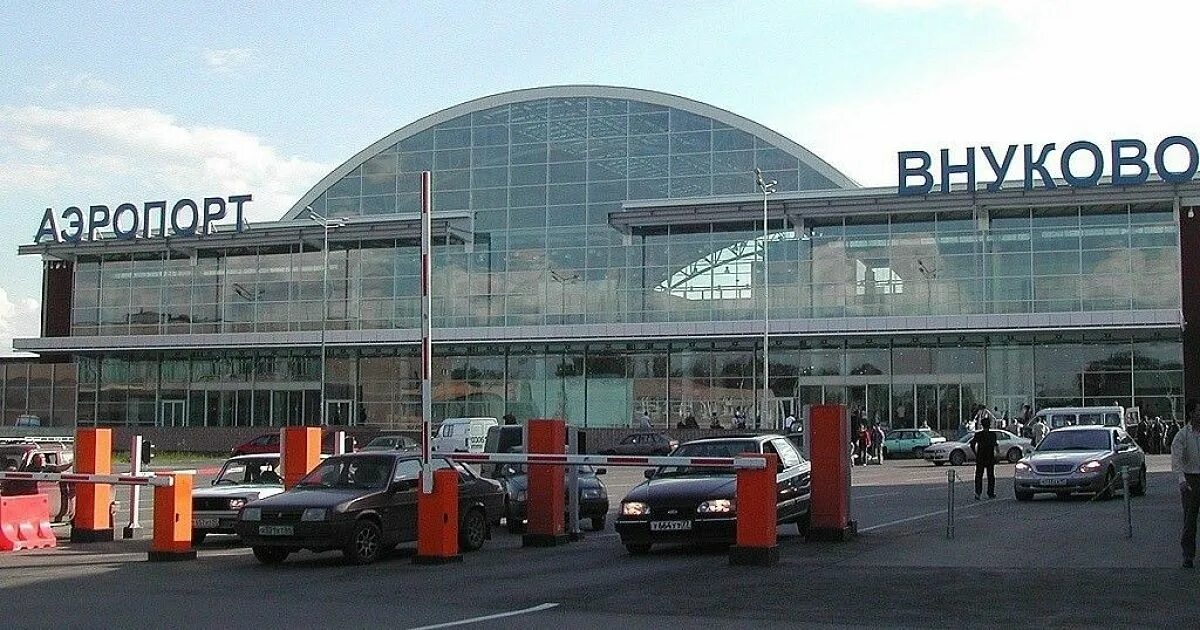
1034 406 1140 431
432 417 499 453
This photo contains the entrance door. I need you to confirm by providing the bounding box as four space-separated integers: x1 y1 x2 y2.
160 400 186 427
326 400 354 426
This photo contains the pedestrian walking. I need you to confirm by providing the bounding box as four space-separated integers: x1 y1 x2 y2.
968 417 998 500
1171 400 1200 568
1030 415 1049 447
638 411 652 429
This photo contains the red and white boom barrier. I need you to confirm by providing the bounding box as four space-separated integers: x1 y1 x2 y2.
444 452 768 470
0 471 172 487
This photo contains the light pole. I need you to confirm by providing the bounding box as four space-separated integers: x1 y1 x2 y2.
754 168 777 429
549 268 581 419
307 208 347 427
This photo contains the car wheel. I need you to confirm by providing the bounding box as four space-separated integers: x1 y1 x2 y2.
1099 468 1116 500
1006 448 1023 464
460 508 488 551
1015 491 1033 501
625 543 652 555
949 450 965 466
252 546 289 565
796 511 811 537
1131 467 1147 497
343 519 383 564
589 516 606 532
192 531 207 546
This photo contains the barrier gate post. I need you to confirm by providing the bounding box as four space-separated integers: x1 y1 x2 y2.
148 472 196 562
730 453 779 566
281 427 322 490
523 418 568 547
413 467 462 564
807 404 856 541
71 428 114 542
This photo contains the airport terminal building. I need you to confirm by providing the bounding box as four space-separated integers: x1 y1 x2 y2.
3 86 1198 434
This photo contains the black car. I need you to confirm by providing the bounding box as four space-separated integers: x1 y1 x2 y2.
491 463 611 533
236 453 504 565
615 435 811 555
600 432 678 456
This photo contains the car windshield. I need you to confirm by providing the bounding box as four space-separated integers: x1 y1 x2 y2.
215 458 281 485
296 456 392 490
365 436 411 450
1036 430 1112 452
652 440 757 477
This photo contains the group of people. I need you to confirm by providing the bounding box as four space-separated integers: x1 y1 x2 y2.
1135 418 1182 455
852 423 886 466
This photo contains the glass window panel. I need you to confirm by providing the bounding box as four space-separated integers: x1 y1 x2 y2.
509 185 547 207
362 153 397 176
327 177 360 198
670 131 711 154
472 145 508 168
399 151 433 172
669 109 712 132
588 97 628 116
712 150 755 174
628 112 669 135
588 115 628 138
361 172 396 196
472 124 508 146
629 133 669 157
472 166 508 189
548 183 586 205
713 128 756 151
435 149 471 170
435 127 471 149
588 181 626 202
360 195 396 215
433 169 470 191
510 164 547 186
547 118 587 142
549 161 587 183
548 204 586 226
589 158 627 180
712 174 754 195
548 98 588 119
1033 251 1080 275
628 178 669 200
472 105 510 125
397 130 434 152
510 100 548 123
511 143 548 165
588 137 627 160
510 121 547 144
755 148 796 171
670 154 710 177
628 156 669 179
670 177 711 197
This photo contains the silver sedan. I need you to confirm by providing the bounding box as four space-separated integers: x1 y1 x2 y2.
1013 426 1146 501
922 429 1033 466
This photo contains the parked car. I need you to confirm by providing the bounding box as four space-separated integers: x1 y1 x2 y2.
432 417 498 453
192 454 286 544
490 461 610 533
600 432 678 456
615 435 811 555
922 429 1032 466
0 438 74 522
882 429 946 459
1013 426 1146 501
231 430 357 457
236 452 504 565
360 434 419 452
1034 405 1139 432
14 414 41 427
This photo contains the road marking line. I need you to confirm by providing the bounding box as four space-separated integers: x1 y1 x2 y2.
858 498 1010 533
406 603 560 629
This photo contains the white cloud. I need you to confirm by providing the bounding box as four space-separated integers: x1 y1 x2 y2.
0 288 40 357
793 1 1200 187
0 105 331 224
202 47 256 73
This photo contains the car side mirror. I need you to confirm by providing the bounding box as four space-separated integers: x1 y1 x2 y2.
643 469 654 480
595 468 607 475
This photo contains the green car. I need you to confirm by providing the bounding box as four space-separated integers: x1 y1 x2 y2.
882 429 946 459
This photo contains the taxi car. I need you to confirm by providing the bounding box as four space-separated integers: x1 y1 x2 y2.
192 454 286 544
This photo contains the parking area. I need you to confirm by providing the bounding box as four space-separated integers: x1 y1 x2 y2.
2 454 1197 628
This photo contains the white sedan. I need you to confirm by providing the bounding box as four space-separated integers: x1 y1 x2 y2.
192 454 287 544
922 429 1033 466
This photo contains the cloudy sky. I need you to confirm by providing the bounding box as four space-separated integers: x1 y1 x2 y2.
1 0 1196 353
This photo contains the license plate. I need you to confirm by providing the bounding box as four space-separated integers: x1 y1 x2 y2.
194 517 220 529
258 525 294 536
1042 478 1070 486
650 520 693 532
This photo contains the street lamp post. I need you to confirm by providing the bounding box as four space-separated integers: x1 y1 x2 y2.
549 268 581 419
754 169 777 430
307 208 347 427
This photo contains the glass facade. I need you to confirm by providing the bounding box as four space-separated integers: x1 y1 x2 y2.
59 334 1180 432
19 91 1187 433
1 362 77 427
67 201 1179 335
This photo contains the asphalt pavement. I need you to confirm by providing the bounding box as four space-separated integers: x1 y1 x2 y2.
3 455 1197 629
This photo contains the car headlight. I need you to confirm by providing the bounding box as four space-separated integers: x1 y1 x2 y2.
621 501 649 516
301 508 328 522
1078 460 1104 473
697 499 735 514
228 498 247 510
1014 462 1031 472
240 507 261 521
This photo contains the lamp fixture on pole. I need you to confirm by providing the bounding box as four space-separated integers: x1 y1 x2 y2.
754 168 777 429
306 207 348 427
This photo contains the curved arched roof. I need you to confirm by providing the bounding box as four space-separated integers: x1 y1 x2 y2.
281 85 857 220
